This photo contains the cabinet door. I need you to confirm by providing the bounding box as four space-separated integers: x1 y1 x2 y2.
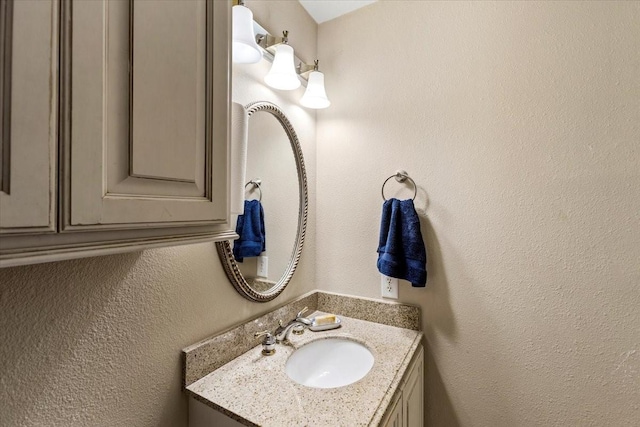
63 0 229 231
381 392 403 427
0 0 57 234
403 348 424 427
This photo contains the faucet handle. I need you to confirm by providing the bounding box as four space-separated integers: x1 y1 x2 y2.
254 330 271 339
277 307 309 328
297 306 309 318
254 330 276 356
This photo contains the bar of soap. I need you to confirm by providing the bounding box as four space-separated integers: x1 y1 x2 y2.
309 314 341 332
314 314 337 326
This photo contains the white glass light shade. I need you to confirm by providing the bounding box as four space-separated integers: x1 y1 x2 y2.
264 44 301 90
232 5 261 64
300 71 330 109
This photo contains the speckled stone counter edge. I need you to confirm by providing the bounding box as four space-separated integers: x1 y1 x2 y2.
183 290 421 387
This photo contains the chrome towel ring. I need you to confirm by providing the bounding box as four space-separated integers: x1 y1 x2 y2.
381 170 417 201
245 179 262 202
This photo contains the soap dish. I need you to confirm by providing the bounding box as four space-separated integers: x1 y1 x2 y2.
308 315 342 332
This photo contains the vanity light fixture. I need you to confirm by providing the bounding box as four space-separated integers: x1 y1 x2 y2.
232 1 262 64
232 2 332 108
263 32 301 91
299 60 331 109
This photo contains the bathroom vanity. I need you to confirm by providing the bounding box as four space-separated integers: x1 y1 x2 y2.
183 291 424 427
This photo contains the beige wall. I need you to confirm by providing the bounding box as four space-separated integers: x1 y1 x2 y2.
0 2 317 426
317 1 639 426
3 1 639 426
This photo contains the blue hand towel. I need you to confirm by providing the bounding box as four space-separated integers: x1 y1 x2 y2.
233 200 266 263
377 198 427 287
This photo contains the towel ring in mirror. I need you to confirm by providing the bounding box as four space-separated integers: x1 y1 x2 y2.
381 170 417 201
216 101 308 302
245 179 262 202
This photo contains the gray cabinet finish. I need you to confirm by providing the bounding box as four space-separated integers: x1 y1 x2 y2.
0 0 57 234
0 0 234 267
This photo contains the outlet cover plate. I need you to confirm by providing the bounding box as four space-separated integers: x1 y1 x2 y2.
257 256 268 278
381 274 398 299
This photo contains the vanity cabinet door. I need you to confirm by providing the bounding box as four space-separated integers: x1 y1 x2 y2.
189 397 245 427
380 345 424 427
64 0 229 230
0 0 57 235
403 347 424 427
382 392 403 427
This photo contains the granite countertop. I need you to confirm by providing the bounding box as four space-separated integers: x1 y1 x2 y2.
186 312 422 427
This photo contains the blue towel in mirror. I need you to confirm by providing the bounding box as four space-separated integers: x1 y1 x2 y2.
377 198 427 287
233 200 266 262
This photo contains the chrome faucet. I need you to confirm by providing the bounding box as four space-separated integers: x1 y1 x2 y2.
274 307 312 343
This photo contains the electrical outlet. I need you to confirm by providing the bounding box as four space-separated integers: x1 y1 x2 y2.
381 274 398 299
257 256 268 278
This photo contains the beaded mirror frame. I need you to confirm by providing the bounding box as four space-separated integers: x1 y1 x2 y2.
216 101 308 302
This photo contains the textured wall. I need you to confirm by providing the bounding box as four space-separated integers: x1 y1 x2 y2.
0 2 317 426
317 1 639 426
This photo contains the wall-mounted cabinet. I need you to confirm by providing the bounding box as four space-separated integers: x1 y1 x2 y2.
0 0 57 235
0 0 234 267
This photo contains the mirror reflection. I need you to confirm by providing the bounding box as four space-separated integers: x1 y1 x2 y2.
233 110 299 291
217 101 307 302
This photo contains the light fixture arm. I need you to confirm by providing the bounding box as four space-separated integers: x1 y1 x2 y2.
297 59 319 78
257 30 289 51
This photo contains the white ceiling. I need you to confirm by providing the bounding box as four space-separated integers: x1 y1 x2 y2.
299 0 377 24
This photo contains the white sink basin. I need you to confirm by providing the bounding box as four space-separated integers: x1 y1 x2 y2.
285 338 374 388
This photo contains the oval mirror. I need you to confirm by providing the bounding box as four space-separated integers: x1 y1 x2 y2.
216 101 308 302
